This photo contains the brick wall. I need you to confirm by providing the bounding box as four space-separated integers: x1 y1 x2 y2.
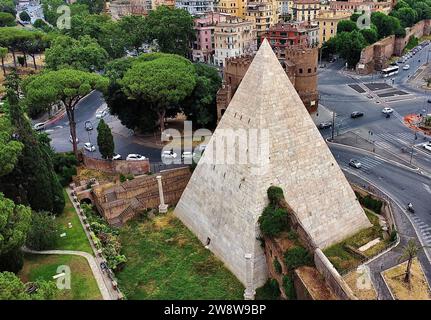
82 155 150 175
93 167 191 225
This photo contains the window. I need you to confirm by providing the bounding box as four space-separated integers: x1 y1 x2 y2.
308 68 311 73
299 68 303 74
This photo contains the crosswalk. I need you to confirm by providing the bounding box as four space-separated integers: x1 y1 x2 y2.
410 215 431 246
357 157 384 171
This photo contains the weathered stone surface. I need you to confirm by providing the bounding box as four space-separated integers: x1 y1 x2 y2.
174 39 371 289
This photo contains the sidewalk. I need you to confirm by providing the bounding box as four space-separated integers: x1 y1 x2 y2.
66 187 121 300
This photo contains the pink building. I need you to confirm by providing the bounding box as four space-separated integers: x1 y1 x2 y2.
192 12 227 64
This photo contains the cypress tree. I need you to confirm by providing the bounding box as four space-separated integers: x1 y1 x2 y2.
0 71 65 214
97 119 115 159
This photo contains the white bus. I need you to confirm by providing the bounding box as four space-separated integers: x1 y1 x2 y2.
381 66 399 78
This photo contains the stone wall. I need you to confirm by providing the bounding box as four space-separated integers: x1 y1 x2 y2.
82 155 150 175
314 249 358 300
93 167 191 225
356 19 431 74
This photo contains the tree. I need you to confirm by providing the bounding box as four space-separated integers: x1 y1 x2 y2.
45 35 108 71
360 27 379 45
336 30 367 68
0 271 57 300
0 193 31 272
120 53 196 134
0 11 14 27
0 74 65 215
97 119 115 159
0 46 6 74
181 63 221 129
118 15 147 53
0 115 23 177
41 0 66 26
143 6 195 57
391 7 418 27
0 0 16 16
398 239 429 283
337 20 358 33
19 11 31 22
23 69 109 159
77 0 105 14
371 12 402 39
26 211 58 250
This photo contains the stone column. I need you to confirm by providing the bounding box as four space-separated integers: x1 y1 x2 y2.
156 175 168 213
243 253 256 300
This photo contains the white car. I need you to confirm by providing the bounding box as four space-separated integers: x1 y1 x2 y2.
96 108 108 119
69 135 79 144
112 153 122 160
403 64 410 70
84 142 96 152
382 107 394 114
126 154 146 161
161 150 177 159
423 142 431 152
182 151 195 159
33 122 45 131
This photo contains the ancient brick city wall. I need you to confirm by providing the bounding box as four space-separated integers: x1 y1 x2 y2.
82 154 150 175
357 19 431 74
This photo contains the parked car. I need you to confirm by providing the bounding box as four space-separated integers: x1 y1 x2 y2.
382 107 394 114
427 99 431 103
318 121 332 129
403 64 410 70
423 142 431 152
126 154 146 161
84 142 96 152
349 159 362 169
84 121 93 131
96 108 108 119
112 153 122 160
182 151 195 160
33 122 46 131
161 150 177 159
69 135 79 144
351 111 364 118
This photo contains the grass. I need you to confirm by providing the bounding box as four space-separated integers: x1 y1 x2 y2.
383 258 431 300
344 270 377 300
323 209 392 274
116 211 244 300
54 189 93 255
18 253 102 300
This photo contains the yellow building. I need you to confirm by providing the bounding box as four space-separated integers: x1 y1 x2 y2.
216 0 247 18
316 9 351 46
292 0 320 22
245 0 280 38
151 0 175 9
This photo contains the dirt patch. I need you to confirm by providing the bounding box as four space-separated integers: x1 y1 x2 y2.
344 270 377 300
383 258 431 300
295 266 337 300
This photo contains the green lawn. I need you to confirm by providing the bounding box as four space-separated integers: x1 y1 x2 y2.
18 253 102 300
324 209 391 274
54 189 93 255
116 212 244 300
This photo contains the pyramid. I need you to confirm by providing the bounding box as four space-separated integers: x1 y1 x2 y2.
174 39 371 289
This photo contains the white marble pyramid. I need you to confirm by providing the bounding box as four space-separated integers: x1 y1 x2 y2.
174 39 371 290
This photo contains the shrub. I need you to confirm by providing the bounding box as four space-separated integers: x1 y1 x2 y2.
267 186 284 204
355 192 383 214
255 279 280 300
389 229 397 242
287 230 299 241
273 258 282 274
53 152 78 186
26 211 58 250
258 206 289 237
284 246 312 270
282 275 296 300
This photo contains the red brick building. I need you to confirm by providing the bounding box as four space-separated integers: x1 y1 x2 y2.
260 22 319 60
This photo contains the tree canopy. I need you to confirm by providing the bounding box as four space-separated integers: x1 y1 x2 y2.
23 69 109 158
0 116 23 177
0 271 57 300
120 53 196 133
144 6 195 57
0 11 15 27
45 35 108 71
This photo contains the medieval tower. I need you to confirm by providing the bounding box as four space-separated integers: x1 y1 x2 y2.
175 39 371 295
